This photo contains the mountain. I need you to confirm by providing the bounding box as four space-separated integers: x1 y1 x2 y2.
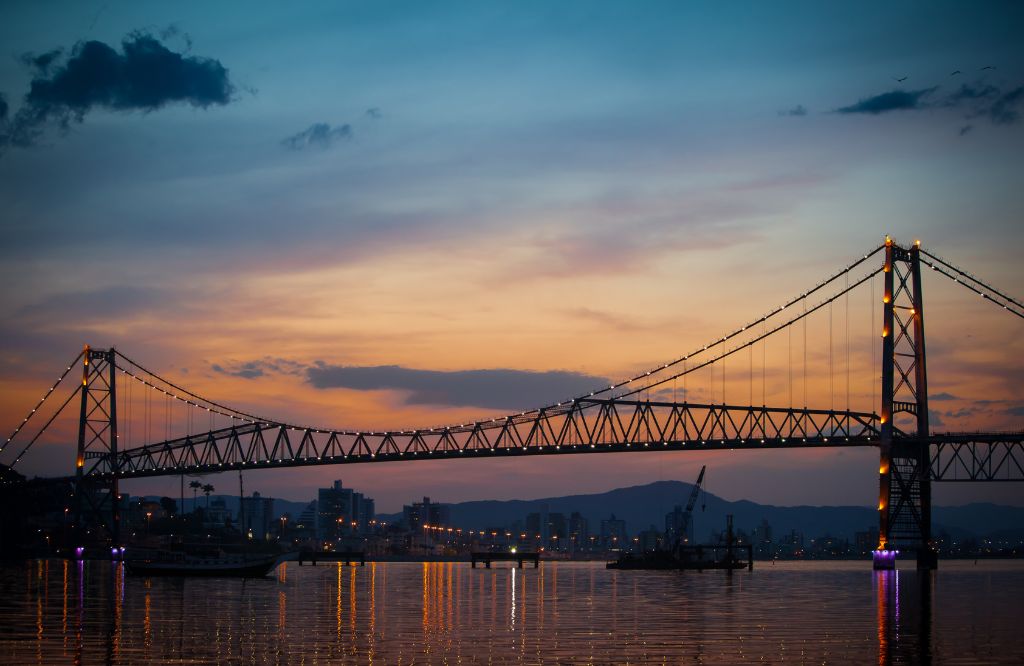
378 480 1024 542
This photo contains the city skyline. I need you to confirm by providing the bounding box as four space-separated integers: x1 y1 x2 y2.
2 2 1023 512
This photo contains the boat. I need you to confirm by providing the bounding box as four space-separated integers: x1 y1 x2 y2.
607 545 750 571
123 547 282 577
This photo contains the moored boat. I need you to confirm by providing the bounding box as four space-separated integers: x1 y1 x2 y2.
124 548 281 577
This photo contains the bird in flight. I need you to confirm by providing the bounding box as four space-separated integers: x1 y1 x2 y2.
950 70 962 76
980 65 996 71
893 76 908 82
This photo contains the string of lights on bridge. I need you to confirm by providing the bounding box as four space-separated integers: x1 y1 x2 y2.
919 248 1024 320
106 244 890 441
4 239 1023 472
0 351 83 456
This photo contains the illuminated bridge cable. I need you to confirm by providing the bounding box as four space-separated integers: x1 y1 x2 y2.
922 249 1024 311
919 250 1024 320
613 266 883 401
8 383 83 469
114 245 886 441
114 360 273 424
1 351 83 456
565 244 886 408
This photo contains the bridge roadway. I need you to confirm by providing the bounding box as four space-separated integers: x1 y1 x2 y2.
85 398 883 479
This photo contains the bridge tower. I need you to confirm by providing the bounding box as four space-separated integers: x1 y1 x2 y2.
73 345 121 545
877 238 935 569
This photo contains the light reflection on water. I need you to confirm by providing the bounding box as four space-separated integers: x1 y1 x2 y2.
0 559 1021 664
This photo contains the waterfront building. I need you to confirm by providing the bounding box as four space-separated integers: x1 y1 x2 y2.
402 496 450 531
317 480 375 541
600 514 627 549
240 491 275 540
569 512 589 551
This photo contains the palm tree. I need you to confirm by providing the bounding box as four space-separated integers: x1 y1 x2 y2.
189 480 202 513
202 484 214 509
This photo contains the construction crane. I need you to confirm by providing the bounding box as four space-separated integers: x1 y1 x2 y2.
678 465 706 545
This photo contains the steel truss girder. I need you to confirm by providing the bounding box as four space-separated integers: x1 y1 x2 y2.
928 434 1024 481
86 400 881 479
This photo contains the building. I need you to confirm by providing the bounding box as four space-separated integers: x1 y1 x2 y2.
569 512 589 550
664 505 690 544
289 502 319 541
635 525 663 552
317 480 375 541
240 491 275 541
205 497 231 527
526 508 567 548
402 497 450 531
600 514 627 549
854 528 880 556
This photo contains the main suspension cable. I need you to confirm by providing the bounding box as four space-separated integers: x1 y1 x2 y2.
920 251 1024 320
113 247 886 442
1 351 83 456
614 266 882 402
8 383 83 469
922 249 1024 311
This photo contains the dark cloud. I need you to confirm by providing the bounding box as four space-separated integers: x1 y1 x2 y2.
0 93 7 123
946 83 1000 104
281 122 353 150
928 409 945 428
835 87 937 114
988 87 1024 125
930 392 959 401
158 24 193 51
1 32 233 150
212 361 264 380
1007 406 1024 417
307 363 609 410
780 104 807 117
18 48 64 75
829 80 1023 130
211 357 305 379
366 107 382 119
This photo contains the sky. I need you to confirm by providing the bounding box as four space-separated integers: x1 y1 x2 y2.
1 1 1023 512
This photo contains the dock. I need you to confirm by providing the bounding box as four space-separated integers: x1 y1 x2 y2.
471 551 539 568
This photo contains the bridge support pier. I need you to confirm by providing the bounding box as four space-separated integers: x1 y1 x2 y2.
877 239 935 570
73 346 120 546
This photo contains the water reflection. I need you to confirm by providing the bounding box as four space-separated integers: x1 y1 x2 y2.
0 560 1020 664
876 567 935 665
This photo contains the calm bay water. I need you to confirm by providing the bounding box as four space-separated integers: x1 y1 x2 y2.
0 559 1021 664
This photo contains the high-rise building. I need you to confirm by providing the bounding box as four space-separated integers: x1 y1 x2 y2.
240 491 275 540
317 480 375 541
600 514 627 548
569 512 589 547
526 508 567 548
403 497 450 531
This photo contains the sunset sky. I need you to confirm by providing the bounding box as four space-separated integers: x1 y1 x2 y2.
1 1 1022 512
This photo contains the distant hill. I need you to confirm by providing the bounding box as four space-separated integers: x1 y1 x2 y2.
151 481 1024 542
377 480 1024 541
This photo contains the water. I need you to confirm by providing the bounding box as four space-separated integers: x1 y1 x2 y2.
1 559 1021 664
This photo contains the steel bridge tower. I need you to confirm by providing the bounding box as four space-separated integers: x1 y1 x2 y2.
877 238 935 569
73 345 121 545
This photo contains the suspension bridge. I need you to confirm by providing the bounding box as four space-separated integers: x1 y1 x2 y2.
2 237 1022 568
